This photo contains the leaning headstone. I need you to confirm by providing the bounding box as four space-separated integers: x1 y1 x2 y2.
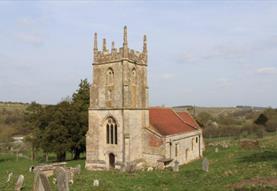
39 173 51 191
173 160 179 172
93 179 99 187
215 147 218 153
202 158 209 172
6 172 13 182
15 175 24 191
54 167 69 191
33 170 51 191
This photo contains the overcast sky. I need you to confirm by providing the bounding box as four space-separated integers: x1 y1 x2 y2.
0 1 277 107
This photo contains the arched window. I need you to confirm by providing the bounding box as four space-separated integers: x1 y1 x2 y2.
106 68 114 86
185 149 189 161
131 68 136 84
175 143 179 157
106 117 117 144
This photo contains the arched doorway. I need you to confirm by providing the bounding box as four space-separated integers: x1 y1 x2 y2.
109 153 115 169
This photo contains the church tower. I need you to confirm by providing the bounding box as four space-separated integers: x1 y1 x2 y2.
86 26 149 170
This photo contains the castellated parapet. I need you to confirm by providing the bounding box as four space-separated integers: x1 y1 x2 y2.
93 26 148 65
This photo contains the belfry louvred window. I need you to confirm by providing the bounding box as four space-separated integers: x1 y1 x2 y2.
106 117 117 144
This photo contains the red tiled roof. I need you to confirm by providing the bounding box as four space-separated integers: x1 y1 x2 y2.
177 112 199 128
149 107 198 136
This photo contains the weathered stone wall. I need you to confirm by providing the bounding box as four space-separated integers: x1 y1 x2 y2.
90 61 123 109
90 60 148 110
86 109 149 170
165 130 203 166
124 110 148 161
142 128 165 166
86 109 124 170
142 128 204 167
123 61 148 109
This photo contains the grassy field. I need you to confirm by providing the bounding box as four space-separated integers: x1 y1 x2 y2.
0 103 27 111
0 135 276 191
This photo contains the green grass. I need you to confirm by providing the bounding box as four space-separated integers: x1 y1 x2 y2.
1 135 277 191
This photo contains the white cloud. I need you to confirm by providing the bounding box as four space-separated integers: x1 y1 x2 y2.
256 67 277 75
16 33 43 46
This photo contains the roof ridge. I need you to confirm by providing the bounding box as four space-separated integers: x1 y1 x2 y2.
149 107 170 109
173 110 198 130
178 111 200 129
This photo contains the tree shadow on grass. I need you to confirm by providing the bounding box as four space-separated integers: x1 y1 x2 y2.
0 158 10 163
0 154 13 163
238 150 277 163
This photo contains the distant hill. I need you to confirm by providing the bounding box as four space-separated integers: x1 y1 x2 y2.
173 106 265 133
0 102 29 142
173 106 263 117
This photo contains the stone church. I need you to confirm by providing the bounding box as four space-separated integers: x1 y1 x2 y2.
85 26 204 170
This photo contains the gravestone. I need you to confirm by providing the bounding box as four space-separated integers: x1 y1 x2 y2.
52 178 57 185
93 179 99 187
215 147 218 153
33 162 67 177
54 167 69 191
15 175 24 191
68 171 74 184
33 170 51 191
29 165 34 172
173 160 179 172
6 172 13 182
147 167 153 172
75 164 81 174
202 158 209 172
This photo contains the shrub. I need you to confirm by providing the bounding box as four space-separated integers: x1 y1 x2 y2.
265 121 277 132
4 114 18 124
203 126 241 138
254 114 268 126
196 112 213 128
250 124 264 138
